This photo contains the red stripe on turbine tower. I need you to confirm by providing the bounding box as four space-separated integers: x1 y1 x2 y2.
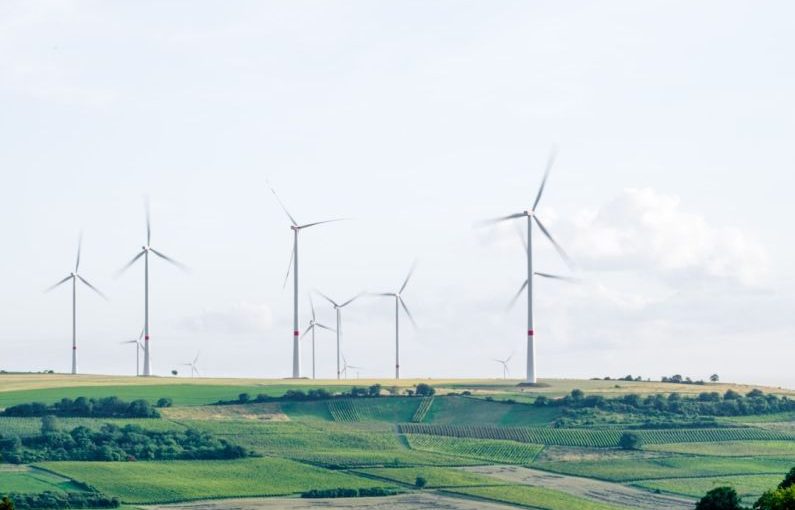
145 335 150 340
73 346 77 350
293 330 300 336
528 329 534 336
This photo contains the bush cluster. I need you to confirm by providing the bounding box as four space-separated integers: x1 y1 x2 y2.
300 487 400 498
696 466 795 509
0 491 119 509
221 384 435 405
2 397 159 418
0 421 249 463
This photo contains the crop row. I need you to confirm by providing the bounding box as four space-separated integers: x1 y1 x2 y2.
406 434 543 464
398 423 795 447
411 397 434 423
327 400 361 422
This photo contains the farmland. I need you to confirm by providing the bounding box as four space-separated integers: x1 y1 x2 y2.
1 374 794 509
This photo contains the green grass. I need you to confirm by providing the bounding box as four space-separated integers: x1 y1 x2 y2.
633 474 783 500
645 441 795 457
357 466 505 488
0 466 86 494
39 457 389 504
448 485 631 510
406 434 544 464
535 456 795 482
424 396 561 426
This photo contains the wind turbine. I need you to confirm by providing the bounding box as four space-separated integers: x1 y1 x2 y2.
301 295 335 379
119 201 186 377
182 352 200 378
340 353 362 379
493 354 513 379
373 262 417 379
46 234 107 375
317 291 362 380
269 184 344 379
486 150 574 384
120 328 144 376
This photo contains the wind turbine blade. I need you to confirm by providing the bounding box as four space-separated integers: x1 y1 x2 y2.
120 340 138 344
299 218 347 230
316 290 338 307
535 272 580 283
514 222 528 251
506 354 514 363
77 275 108 300
532 216 574 269
150 248 188 270
399 297 417 328
478 212 526 226
532 148 558 211
507 280 529 309
309 293 316 321
316 323 336 332
399 260 417 295
75 232 83 272
194 352 200 364
340 292 364 308
46 275 73 292
139 328 145 341
282 243 295 289
371 292 395 297
145 197 152 245
268 184 298 226
118 250 145 275
301 326 313 339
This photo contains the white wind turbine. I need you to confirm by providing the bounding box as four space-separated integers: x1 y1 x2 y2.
493 354 513 379
373 262 417 379
486 150 574 384
317 291 362 380
119 328 144 376
269 184 345 379
182 352 200 378
46 234 107 375
301 295 335 380
119 201 186 377
340 353 362 379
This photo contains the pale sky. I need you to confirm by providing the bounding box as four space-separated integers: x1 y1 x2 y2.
1 1 794 387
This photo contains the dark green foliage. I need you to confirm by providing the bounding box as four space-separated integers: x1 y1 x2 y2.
368 384 382 397
301 488 399 498
0 497 13 510
238 393 251 403
2 397 158 418
415 476 428 488
779 467 795 490
618 432 642 450
40 415 58 435
754 486 795 510
696 486 744 510
156 398 173 408
1 492 118 509
0 423 249 463
415 384 435 397
570 389 584 401
534 396 550 407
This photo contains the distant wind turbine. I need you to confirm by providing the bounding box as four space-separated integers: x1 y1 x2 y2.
301 295 335 379
493 354 513 379
317 291 362 380
182 352 200 377
373 262 417 379
485 149 575 384
46 233 107 375
118 200 186 377
120 328 144 376
340 353 362 379
269 184 345 379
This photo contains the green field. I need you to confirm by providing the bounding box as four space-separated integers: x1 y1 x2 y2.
0 466 86 494
0 374 793 509
40 457 390 504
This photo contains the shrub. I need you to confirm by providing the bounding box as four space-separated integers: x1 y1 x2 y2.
415 384 435 397
618 432 642 450
156 398 173 408
696 487 743 510
415 476 428 489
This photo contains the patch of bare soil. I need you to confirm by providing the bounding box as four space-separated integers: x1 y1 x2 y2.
144 493 520 510
462 465 694 510
160 403 288 421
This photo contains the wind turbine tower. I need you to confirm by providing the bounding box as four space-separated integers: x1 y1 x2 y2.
373 262 417 379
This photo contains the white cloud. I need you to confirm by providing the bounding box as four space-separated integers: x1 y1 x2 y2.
571 187 768 286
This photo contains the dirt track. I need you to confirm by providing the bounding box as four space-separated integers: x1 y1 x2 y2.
463 465 694 510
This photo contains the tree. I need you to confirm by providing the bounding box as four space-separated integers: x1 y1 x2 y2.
171 369 178 376
710 374 720 382
156 397 173 408
778 467 795 490
40 414 59 434
618 432 642 451
415 384 435 397
368 384 382 397
415 476 428 489
570 389 584 401
754 486 795 510
696 486 744 510
0 496 14 510
238 393 251 403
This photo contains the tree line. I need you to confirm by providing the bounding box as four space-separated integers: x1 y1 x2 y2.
219 383 436 405
1 396 162 418
0 491 118 510
697 467 795 509
0 418 250 463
